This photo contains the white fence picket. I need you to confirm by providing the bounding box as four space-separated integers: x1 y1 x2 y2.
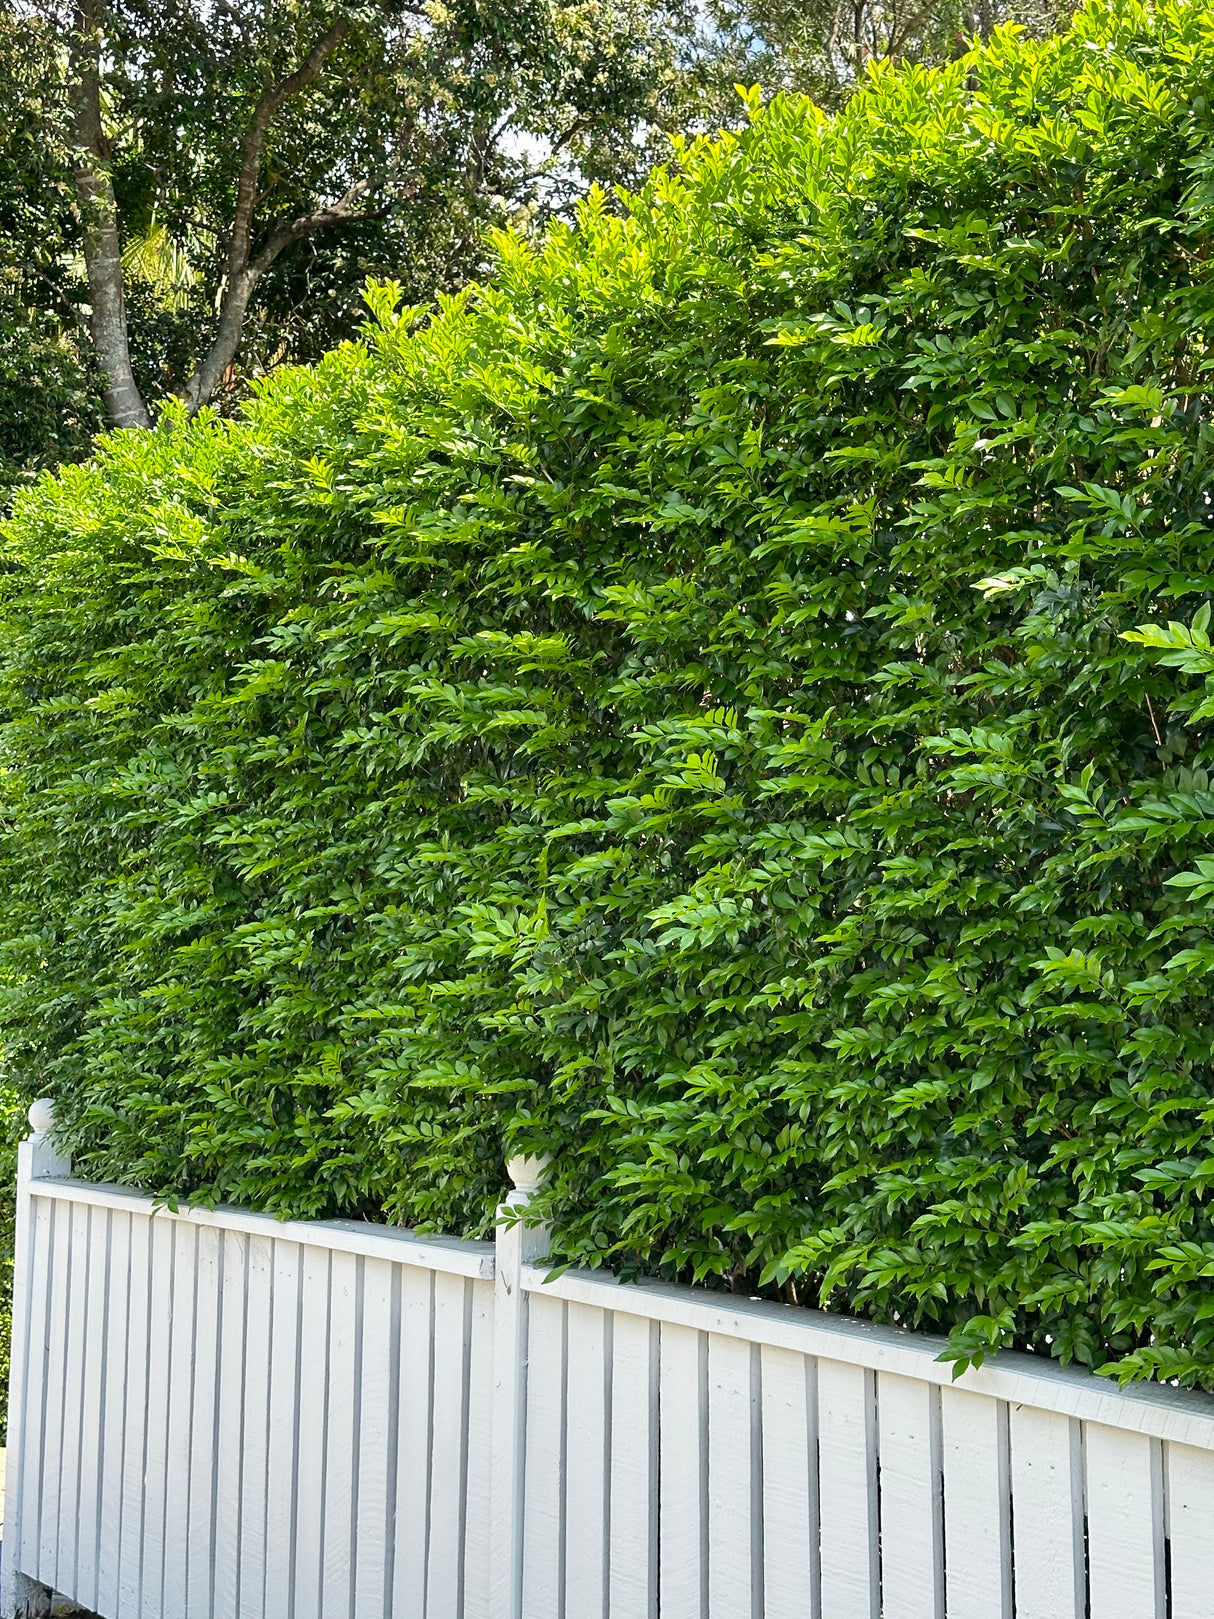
939 1386 1011 1619
76 1204 110 1609
294 1245 332 1619
13 1148 1214 1619
116 1210 151 1617
658 1322 707 1619
263 1240 303 1619
1165 1440 1214 1619
607 1312 658 1619
463 1278 497 1619
96 1209 131 1619
817 1357 879 1619
760 1345 818 1619
186 1223 222 1619
564 1302 610 1619
214 1229 250 1619
139 1214 176 1619
392 1265 434 1617
706 1334 757 1619
353 1256 396 1619
428 1270 473 1618
1084 1423 1164 1619
15 1195 56 1580
877 1372 943 1619
1008 1404 1085 1619
521 1292 567 1618
321 1249 359 1619
237 1232 275 1619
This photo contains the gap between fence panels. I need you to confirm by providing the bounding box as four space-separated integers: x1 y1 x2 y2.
6 1110 1214 1619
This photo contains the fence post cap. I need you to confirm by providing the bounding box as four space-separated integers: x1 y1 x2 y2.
505 1152 551 1203
28 1097 55 1137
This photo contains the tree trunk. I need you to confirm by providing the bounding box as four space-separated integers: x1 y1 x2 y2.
69 2 152 431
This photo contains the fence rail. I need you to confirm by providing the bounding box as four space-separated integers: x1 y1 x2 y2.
4 1102 1214 1619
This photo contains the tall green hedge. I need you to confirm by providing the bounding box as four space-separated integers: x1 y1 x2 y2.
4 0 1214 1384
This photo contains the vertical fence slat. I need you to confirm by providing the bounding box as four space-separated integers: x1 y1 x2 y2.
23 1176 1214 1619
238 1233 276 1619
163 1222 200 1619
428 1271 473 1619
760 1345 818 1619
393 1265 436 1617
353 1257 396 1619
55 1199 92 1594
35 1200 71 1587
140 1215 177 1619
186 1224 223 1619
1008 1404 1085 1619
940 1386 1011 1619
706 1334 758 1619
521 1291 567 1619
117 1210 152 1618
214 1230 250 1619
16 1196 58 1581
1084 1423 1164 1619
463 1277 497 1619
321 1250 359 1619
877 1371 943 1619
293 1245 332 1619
75 1205 111 1610
1165 1440 1214 1619
658 1322 707 1619
608 1312 658 1619
264 1240 304 1619
817 1358 878 1619
96 1209 132 1619
564 1302 610 1619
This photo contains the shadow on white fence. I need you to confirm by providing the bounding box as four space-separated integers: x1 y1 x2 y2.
3 1100 1214 1619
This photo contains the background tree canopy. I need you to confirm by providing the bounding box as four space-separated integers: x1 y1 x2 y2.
4 0 1214 1387
0 0 1067 460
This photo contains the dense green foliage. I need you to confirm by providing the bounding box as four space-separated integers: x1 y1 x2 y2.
5 0 1214 1385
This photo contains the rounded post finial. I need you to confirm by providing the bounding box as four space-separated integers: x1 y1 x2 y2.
28 1097 55 1138
505 1152 552 1205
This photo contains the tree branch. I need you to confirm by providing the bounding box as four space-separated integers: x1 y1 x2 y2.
68 0 152 429
181 14 357 413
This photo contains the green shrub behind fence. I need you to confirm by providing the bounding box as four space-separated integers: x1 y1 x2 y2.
5 0 1214 1384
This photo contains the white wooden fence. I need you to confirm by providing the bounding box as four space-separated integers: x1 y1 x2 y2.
5 1101 1214 1619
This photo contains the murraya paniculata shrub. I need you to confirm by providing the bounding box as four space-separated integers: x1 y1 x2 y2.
4 0 1214 1384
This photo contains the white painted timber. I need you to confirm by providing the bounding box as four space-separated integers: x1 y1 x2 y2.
1165 1440 1214 1619
939 1386 1011 1619
877 1372 943 1619
29 1178 494 1277
10 1126 1214 1619
428 1269 472 1618
391 1264 433 1618
706 1334 757 1619
607 1311 657 1619
520 1292 566 1618
352 1256 395 1619
213 1229 249 1619
817 1357 878 1619
563 1302 609 1619
520 1265 1214 1449
1008 1404 1085 1619
1084 1423 1164 1619
759 1345 818 1619
658 1323 706 1619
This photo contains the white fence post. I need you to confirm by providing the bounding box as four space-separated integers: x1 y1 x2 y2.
489 1153 551 1619
2 1100 70 1619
